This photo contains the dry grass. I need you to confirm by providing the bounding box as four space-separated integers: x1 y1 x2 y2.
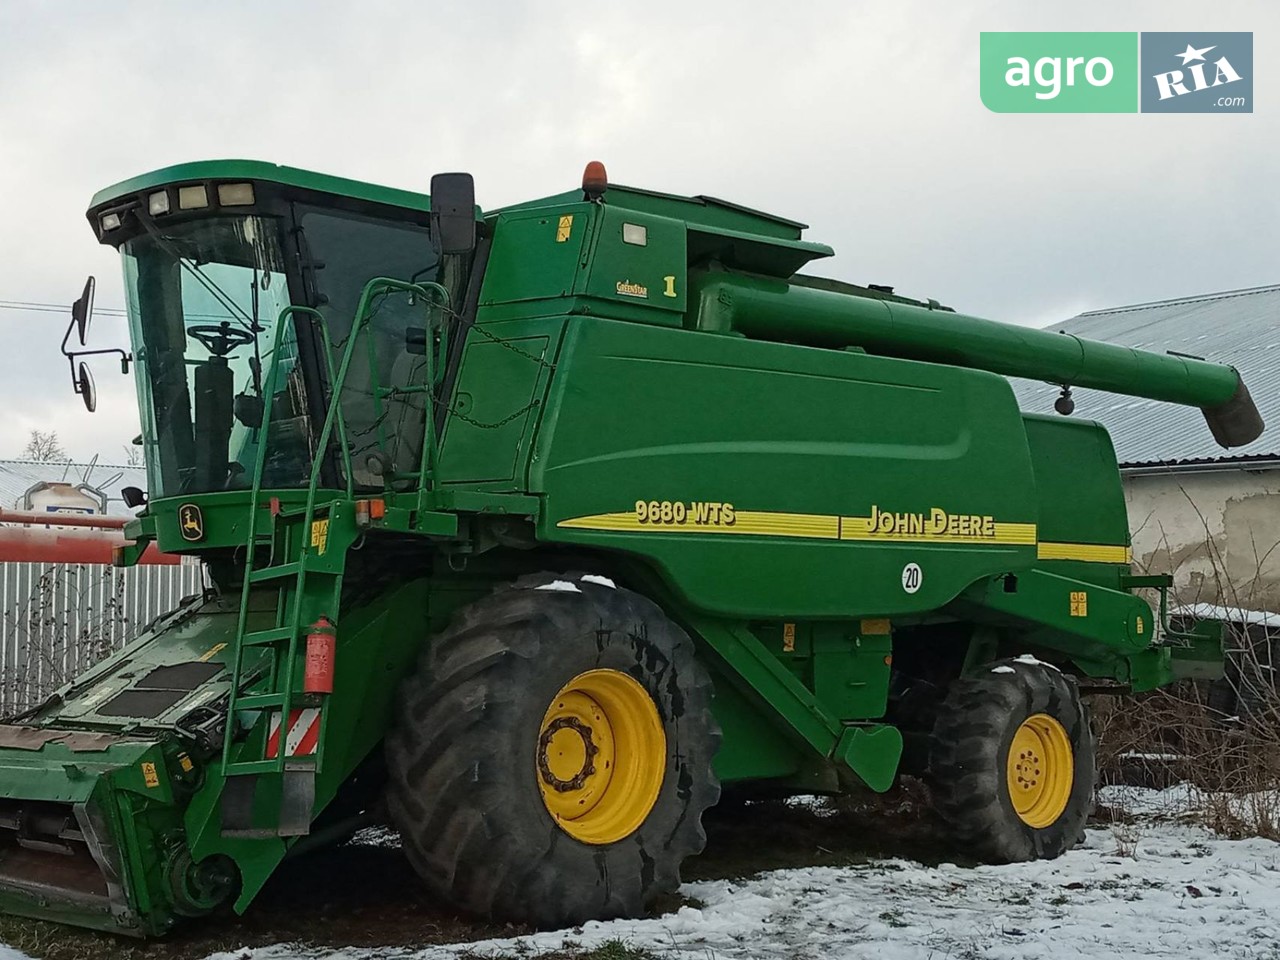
1093 632 1280 840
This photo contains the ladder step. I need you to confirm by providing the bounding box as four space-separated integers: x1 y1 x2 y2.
248 562 302 583
241 626 296 647
233 693 288 711
224 759 285 777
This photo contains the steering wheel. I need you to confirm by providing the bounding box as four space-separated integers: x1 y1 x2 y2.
187 321 256 357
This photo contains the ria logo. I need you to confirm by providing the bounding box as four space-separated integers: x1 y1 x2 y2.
980 32 1253 114
1153 43 1242 100
1140 33 1252 112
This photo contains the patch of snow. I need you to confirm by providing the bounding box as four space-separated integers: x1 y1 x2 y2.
346 825 402 849
1098 783 1202 818
1173 602 1280 628
535 580 581 593
1012 653 1061 671
0 948 36 960
991 665 1016 674
778 794 839 818
579 574 616 588
209 813 1280 960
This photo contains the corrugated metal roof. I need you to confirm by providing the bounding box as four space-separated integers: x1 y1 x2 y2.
1008 283 1280 467
0 460 147 518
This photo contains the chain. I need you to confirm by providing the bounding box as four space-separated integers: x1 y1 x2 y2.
443 322 556 429
450 398 542 430
467 321 557 370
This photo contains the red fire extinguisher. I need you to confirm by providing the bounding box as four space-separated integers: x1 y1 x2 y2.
304 616 337 695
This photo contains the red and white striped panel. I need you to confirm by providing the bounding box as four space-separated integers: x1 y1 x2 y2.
265 707 321 759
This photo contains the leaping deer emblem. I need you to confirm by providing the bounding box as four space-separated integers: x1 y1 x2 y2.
179 504 204 541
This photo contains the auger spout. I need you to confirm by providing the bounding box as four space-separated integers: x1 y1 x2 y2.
689 270 1263 447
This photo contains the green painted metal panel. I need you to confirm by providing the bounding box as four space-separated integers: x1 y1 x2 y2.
534 315 1040 618
1023 414 1130 553
708 677 805 782
811 626 893 720
437 321 559 486
480 208 591 305
581 206 687 318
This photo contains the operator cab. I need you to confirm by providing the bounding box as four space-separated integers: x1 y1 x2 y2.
81 162 476 500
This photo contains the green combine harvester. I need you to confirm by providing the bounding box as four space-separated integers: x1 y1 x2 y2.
0 160 1262 936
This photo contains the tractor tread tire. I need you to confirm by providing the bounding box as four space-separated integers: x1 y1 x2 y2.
385 572 720 928
927 658 1094 863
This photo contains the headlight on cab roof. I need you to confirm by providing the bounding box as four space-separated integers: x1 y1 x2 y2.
178 184 208 210
100 212 122 231
148 191 170 216
217 183 254 206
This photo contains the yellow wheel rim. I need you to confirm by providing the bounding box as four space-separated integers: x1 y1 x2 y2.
536 668 666 845
1006 713 1074 828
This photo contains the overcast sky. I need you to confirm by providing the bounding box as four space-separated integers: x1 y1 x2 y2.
0 0 1275 464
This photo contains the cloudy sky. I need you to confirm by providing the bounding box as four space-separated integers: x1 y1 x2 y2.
0 0 1275 463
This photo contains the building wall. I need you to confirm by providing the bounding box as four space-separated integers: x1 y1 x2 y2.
1124 467 1280 612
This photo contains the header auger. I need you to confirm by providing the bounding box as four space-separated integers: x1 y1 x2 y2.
0 159 1260 936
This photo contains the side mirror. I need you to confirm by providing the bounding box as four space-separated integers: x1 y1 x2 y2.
429 173 477 255
76 361 96 413
59 274 131 415
71 276 95 346
121 486 147 508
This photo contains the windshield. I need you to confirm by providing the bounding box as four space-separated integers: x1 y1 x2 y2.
122 216 313 497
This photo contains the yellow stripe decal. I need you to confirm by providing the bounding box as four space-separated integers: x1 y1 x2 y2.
558 508 1128 564
1037 542 1132 564
557 510 839 539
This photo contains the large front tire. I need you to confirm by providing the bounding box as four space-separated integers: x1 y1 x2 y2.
385 573 720 927
927 657 1094 862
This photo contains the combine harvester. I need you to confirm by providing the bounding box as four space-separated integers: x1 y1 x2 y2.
0 161 1261 936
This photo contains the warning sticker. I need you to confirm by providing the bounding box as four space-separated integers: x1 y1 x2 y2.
311 519 329 555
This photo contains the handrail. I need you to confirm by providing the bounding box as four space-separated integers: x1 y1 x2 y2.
302 277 448 521
241 306 349 558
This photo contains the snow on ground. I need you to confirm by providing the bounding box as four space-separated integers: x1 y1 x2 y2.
346 824 403 848
210 789 1280 960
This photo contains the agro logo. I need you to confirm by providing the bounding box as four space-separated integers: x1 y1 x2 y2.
1140 33 1252 113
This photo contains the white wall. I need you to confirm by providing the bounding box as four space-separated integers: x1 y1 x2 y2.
1124 467 1280 612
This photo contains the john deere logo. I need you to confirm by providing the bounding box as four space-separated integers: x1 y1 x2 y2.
178 504 204 542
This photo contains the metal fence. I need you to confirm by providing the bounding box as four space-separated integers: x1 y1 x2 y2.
0 560 206 716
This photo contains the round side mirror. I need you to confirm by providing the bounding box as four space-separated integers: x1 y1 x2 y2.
77 361 97 413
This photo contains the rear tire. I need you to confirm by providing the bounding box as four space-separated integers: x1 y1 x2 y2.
927 657 1094 862
385 572 720 927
